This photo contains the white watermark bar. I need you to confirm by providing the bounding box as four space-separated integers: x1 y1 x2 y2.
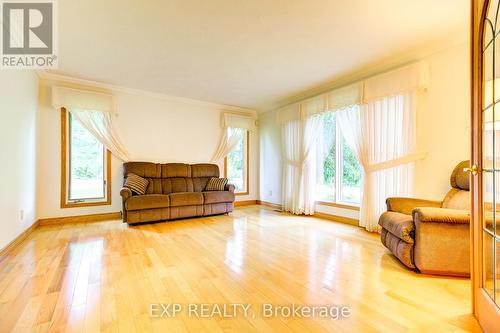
149 303 351 320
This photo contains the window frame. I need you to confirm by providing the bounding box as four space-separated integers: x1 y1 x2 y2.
315 112 361 210
60 108 112 208
224 130 249 196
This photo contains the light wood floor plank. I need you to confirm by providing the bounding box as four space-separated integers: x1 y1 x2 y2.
0 206 481 332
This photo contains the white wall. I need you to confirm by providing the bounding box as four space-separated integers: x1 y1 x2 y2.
0 71 39 250
414 42 470 200
259 42 470 218
258 109 282 204
37 79 258 219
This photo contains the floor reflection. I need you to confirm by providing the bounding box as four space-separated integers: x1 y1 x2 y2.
224 217 247 273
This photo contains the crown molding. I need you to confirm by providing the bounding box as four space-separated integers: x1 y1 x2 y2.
38 71 257 114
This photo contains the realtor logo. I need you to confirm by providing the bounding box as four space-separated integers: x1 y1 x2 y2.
1 0 57 68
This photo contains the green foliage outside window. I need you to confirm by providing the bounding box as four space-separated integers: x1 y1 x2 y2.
342 140 362 186
322 112 335 186
71 116 104 180
317 111 362 204
227 129 246 191
227 137 243 179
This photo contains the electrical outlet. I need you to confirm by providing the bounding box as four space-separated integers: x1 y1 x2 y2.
19 210 24 221
268 190 273 197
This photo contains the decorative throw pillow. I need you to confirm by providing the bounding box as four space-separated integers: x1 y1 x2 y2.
124 173 149 195
205 177 228 191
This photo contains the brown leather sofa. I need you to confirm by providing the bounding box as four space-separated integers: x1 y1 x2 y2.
378 161 470 277
120 162 235 224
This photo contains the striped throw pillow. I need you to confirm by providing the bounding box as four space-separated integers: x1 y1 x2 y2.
205 177 228 191
124 173 149 195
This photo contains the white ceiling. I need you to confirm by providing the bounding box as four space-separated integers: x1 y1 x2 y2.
49 0 469 111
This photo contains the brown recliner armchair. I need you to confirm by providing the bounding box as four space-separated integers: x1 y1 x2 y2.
378 160 470 277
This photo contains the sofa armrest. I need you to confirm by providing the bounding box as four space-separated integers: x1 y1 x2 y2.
120 187 133 201
225 184 235 193
386 197 442 215
412 207 470 224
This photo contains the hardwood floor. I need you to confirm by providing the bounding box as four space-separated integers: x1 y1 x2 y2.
0 206 481 332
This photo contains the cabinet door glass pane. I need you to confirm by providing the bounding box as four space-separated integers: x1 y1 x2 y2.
496 239 500 305
484 232 495 300
486 0 498 26
484 40 494 109
484 171 495 233
483 107 494 170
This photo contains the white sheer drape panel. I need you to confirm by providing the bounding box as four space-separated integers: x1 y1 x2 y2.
281 116 321 215
52 87 130 161
70 109 130 162
335 106 368 167
302 116 322 214
336 93 421 232
211 127 244 162
282 119 302 214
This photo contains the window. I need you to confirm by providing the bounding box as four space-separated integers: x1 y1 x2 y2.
315 110 362 206
225 129 249 195
61 108 111 207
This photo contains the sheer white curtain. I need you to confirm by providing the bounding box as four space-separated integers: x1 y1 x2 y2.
282 119 302 213
277 62 428 227
52 86 130 161
211 113 255 162
70 109 130 161
211 127 244 162
337 92 423 232
281 115 322 215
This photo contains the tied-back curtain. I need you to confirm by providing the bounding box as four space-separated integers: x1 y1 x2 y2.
278 84 363 216
52 86 130 161
337 92 423 232
281 115 321 215
211 127 244 162
70 109 130 162
211 112 256 162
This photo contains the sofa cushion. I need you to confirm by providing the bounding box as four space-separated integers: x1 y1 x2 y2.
450 160 470 191
161 178 194 194
161 163 191 178
378 211 415 244
442 188 470 210
123 162 160 178
191 164 219 178
168 192 204 207
203 191 234 204
126 194 170 211
381 229 415 269
124 173 149 195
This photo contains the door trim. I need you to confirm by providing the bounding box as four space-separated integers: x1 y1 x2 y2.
471 0 500 330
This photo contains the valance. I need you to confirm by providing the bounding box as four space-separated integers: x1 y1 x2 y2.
222 112 257 131
276 62 429 124
276 103 300 124
363 61 429 102
52 86 115 113
300 95 328 119
276 83 364 123
326 83 364 111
